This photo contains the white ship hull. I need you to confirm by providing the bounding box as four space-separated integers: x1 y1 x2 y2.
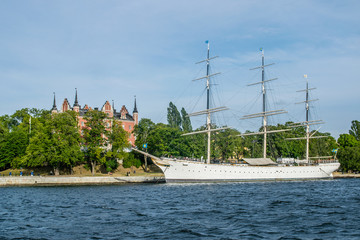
154 159 340 182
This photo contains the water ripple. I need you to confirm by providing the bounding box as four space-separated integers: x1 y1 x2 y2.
1 179 360 239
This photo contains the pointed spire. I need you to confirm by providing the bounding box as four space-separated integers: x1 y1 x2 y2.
52 92 57 110
74 88 79 107
133 95 138 113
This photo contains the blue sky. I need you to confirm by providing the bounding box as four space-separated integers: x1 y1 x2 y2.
1 0 359 138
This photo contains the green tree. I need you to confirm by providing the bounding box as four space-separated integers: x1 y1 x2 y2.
337 146 360 172
309 132 337 158
123 152 142 168
0 108 49 170
182 125 207 159
0 127 28 170
213 128 240 160
146 123 187 157
133 118 155 149
338 134 359 148
23 129 49 169
181 107 192 132
105 120 130 171
167 102 181 130
83 110 108 175
242 133 262 158
23 111 83 175
349 120 360 141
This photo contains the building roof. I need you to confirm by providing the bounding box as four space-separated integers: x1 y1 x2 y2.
113 112 134 121
54 91 136 122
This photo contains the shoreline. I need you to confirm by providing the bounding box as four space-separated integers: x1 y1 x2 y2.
0 175 165 187
333 172 360 178
1 172 359 187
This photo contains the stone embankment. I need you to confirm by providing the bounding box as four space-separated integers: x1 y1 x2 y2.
333 172 360 178
0 176 165 187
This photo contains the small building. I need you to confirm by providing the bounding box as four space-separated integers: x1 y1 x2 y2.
51 89 138 145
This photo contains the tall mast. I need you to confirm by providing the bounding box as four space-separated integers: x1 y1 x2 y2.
286 74 325 163
206 41 211 164
305 75 310 163
240 48 287 158
261 49 267 158
182 41 229 164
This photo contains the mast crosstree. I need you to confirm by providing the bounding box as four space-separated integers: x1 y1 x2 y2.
239 48 287 158
182 41 228 164
286 75 326 163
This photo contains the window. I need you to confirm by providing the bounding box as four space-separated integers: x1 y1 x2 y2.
129 125 132 130
122 125 125 129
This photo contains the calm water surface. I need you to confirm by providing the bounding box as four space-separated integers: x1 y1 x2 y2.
1 179 360 240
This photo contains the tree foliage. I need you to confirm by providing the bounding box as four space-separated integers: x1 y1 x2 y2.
83 110 108 175
133 118 155 149
181 107 192 132
105 120 130 171
337 146 360 172
337 121 360 172
0 127 28 170
0 108 134 173
123 152 142 168
213 128 241 160
23 111 83 175
349 120 360 141
167 102 182 130
338 134 359 148
0 108 49 170
109 120 129 157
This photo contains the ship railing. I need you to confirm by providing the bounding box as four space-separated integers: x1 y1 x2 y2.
160 156 203 162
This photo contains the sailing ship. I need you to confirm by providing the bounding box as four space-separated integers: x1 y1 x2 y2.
134 43 339 182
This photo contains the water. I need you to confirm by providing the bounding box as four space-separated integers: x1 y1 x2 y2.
1 179 360 240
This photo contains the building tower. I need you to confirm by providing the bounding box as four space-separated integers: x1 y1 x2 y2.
73 88 80 113
133 96 138 125
51 92 58 114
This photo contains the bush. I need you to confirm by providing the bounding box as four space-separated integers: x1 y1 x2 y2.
105 158 119 172
338 146 360 172
123 153 142 168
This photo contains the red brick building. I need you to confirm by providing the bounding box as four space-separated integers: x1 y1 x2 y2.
51 89 138 145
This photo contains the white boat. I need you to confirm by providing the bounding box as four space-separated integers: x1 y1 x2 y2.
133 150 339 182
134 43 340 182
